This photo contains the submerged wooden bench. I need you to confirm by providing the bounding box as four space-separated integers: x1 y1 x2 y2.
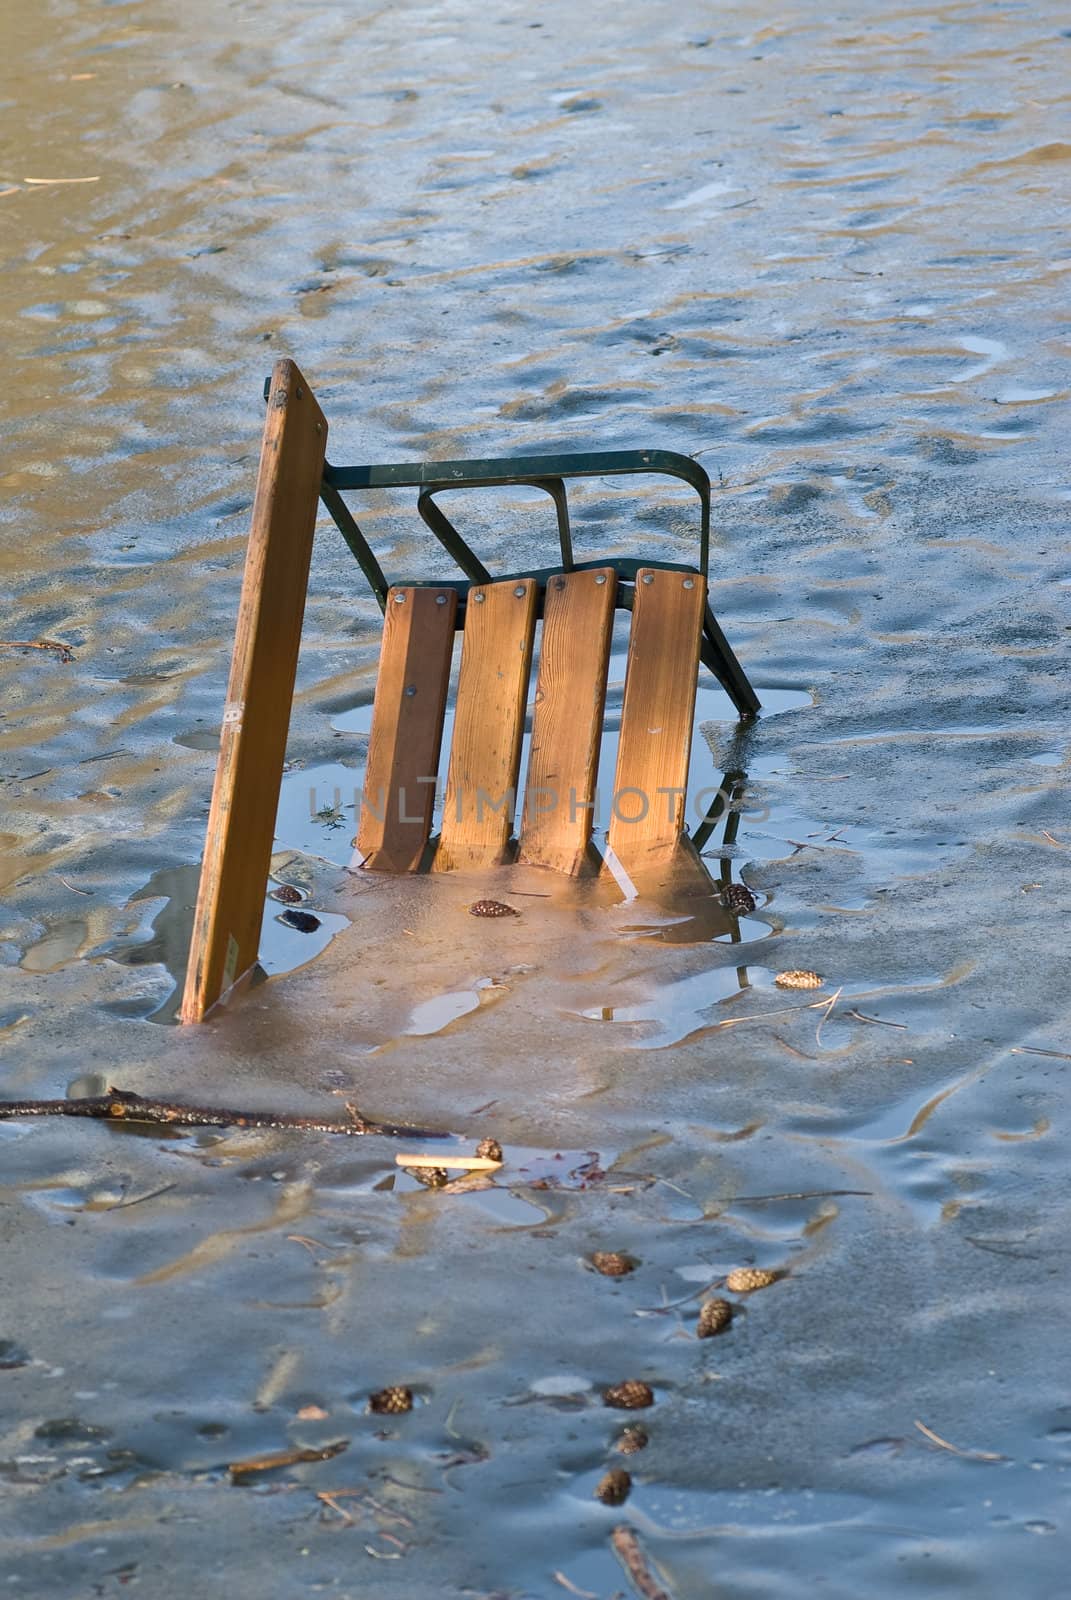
181 359 759 1023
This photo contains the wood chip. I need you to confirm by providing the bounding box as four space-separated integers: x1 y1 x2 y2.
228 1438 348 1479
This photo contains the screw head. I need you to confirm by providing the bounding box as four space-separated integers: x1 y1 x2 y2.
473 592 485 603
514 585 527 598
393 592 407 604
594 573 607 585
683 578 695 589
405 685 417 697
435 594 448 605
642 573 655 585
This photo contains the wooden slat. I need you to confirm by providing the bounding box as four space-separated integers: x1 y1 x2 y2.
433 577 538 871
518 567 615 874
606 567 706 876
181 359 327 1022
357 586 457 872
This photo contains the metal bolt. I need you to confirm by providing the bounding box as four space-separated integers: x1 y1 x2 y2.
435 594 448 605
594 573 607 585
514 585 527 597
683 578 694 589
405 685 417 697
642 573 655 585
473 592 485 603
393 592 406 604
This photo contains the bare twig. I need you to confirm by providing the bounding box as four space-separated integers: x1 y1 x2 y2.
710 997 832 1032
815 985 843 1050
610 1525 674 1600
1011 1045 1071 1062
847 1008 906 1029
0 1086 449 1141
55 874 93 896
287 1234 341 1256
714 1188 871 1203
914 1420 1004 1462
553 1573 600 1599
1040 830 1067 848
108 1181 176 1211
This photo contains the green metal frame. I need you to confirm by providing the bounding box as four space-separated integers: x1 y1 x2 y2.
286 386 760 718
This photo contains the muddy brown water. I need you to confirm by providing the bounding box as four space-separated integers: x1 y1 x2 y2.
2 2 1070 1595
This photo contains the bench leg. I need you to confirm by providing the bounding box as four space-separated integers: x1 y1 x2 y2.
181 359 327 1022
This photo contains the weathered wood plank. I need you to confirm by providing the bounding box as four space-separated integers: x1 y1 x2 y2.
181 359 327 1022
357 586 457 872
605 567 706 875
434 577 538 871
518 567 615 874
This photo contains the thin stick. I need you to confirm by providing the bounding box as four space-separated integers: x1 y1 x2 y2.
0 1086 449 1141
1011 1045 1071 1062
635 1277 721 1316
553 1573 599 1599
714 1188 871 1203
229 1439 348 1479
24 175 101 185
108 1182 176 1211
395 1153 501 1171
287 1234 340 1256
610 1525 673 1600
815 985 843 1050
711 998 831 1031
914 1420 1004 1462
847 1008 906 1029
55 874 93 896
316 1489 357 1524
1040 830 1066 848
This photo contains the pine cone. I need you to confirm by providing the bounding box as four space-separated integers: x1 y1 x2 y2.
412 1166 450 1189
594 1467 632 1505
592 1251 636 1277
269 884 303 904
469 899 518 918
725 1267 779 1293
723 883 757 916
279 908 321 933
603 1379 654 1411
368 1385 413 1415
697 1297 734 1338
616 1425 649 1455
774 969 822 989
476 1137 503 1162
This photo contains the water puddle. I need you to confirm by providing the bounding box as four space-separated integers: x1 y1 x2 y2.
403 977 502 1037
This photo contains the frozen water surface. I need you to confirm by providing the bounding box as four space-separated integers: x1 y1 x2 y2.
1 1 1070 1595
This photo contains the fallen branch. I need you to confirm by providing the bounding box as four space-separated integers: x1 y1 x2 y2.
610 1526 674 1600
0 1086 449 1141
0 637 73 662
